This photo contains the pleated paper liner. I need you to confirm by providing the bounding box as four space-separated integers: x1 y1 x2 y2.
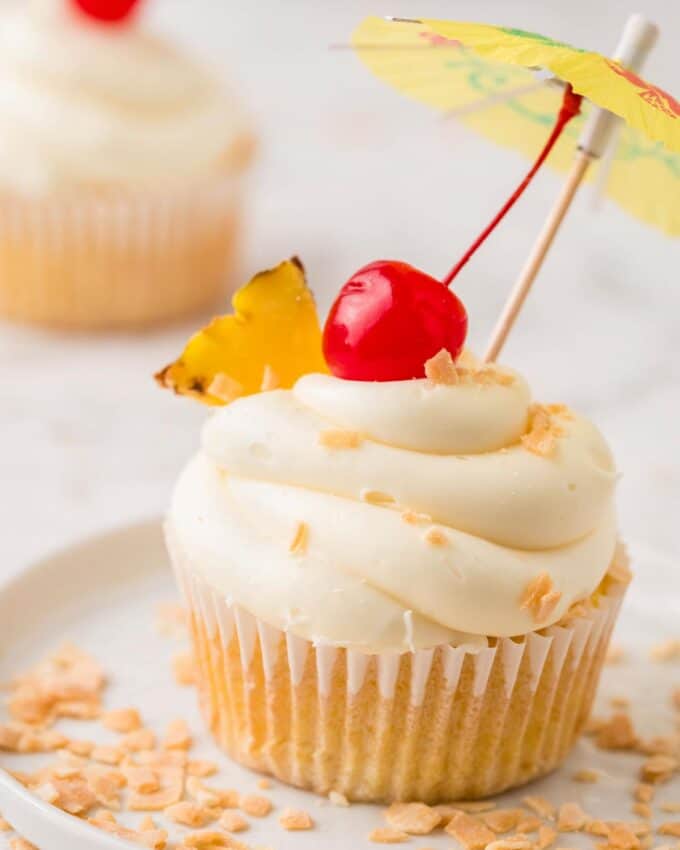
170 536 627 804
0 170 247 330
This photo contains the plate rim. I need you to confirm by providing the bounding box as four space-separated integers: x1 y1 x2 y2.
0 518 165 850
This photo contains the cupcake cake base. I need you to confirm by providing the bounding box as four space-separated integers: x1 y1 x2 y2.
0 179 244 330
172 536 628 804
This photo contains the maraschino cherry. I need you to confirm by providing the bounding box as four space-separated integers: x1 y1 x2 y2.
323 260 467 382
322 87 584 383
71 0 140 24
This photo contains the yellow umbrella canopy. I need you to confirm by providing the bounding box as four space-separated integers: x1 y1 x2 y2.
353 16 680 236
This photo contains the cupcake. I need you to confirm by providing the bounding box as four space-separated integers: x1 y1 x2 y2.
159 258 629 803
0 0 254 329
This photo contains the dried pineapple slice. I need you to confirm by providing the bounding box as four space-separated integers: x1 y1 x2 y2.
156 258 327 405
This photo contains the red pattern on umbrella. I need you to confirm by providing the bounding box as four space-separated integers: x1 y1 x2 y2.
606 60 680 119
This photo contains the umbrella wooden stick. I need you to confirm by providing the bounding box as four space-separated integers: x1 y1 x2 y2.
484 14 658 362
483 150 592 362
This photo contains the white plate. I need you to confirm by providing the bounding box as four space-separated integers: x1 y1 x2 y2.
0 521 678 849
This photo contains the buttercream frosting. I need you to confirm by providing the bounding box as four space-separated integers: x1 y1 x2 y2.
0 0 251 193
170 365 619 652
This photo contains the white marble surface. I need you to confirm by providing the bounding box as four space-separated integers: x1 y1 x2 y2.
0 0 678 578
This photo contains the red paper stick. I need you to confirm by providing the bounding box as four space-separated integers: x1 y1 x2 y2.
443 85 583 287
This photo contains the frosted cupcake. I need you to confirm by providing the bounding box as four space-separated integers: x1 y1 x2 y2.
159 258 630 802
0 0 254 329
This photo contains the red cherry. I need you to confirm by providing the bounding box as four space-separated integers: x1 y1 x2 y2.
70 0 140 24
323 260 468 382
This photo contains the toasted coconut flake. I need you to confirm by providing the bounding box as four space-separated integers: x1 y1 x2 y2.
88 770 124 809
164 801 213 828
66 738 95 757
257 778 272 790
136 750 187 768
438 801 497 819
279 807 314 830
660 803 680 814
523 797 556 820
401 510 432 526
586 820 613 837
172 652 198 687
521 405 563 457
650 640 680 662
17 729 69 753
637 735 679 756
289 521 309 556
658 823 680 837
672 688 680 711
482 809 524 834
187 776 238 808
640 755 678 784
445 811 497 849
163 718 192 751
605 547 632 586
91 745 124 766
260 365 280 392
7 688 52 725
120 728 156 753
329 790 350 807
102 708 142 734
361 490 397 507
9 840 38 850
520 574 562 624
125 767 160 794
635 784 655 803
425 349 459 385
239 792 272 817
572 768 600 783
54 697 100 720
369 827 410 844
182 831 249 849
557 802 588 832
385 802 441 835
187 759 218 778
207 373 244 404
486 841 532 850
219 810 249 833
7 770 32 786
0 725 22 751
538 825 558 850
35 782 59 804
48 775 98 815
128 766 184 811
318 428 363 449
516 815 543 833
608 823 642 849
632 803 652 819
0 815 11 832
89 816 168 850
8 644 105 726
50 763 85 780
424 527 448 547
596 713 638 751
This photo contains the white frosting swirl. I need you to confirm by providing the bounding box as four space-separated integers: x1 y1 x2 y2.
0 1 252 193
170 366 619 652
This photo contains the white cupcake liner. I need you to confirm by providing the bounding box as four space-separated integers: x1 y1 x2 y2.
169 533 626 803
0 174 246 328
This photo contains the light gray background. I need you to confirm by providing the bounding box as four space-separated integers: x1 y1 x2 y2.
1 0 678 575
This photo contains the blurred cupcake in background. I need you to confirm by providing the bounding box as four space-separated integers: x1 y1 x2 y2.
0 0 255 329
